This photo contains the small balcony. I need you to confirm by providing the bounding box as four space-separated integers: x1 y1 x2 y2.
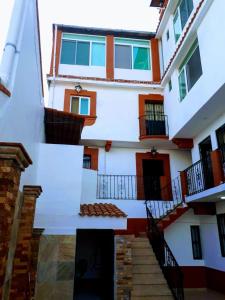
139 112 169 140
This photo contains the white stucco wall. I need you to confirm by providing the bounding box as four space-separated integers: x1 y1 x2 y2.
34 143 84 232
163 0 225 138
0 0 44 186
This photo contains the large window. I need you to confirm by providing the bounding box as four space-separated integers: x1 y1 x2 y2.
217 214 225 257
178 40 202 101
115 38 150 70
71 96 90 115
190 226 203 260
173 0 194 42
60 33 106 66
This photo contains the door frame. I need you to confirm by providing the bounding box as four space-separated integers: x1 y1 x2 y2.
136 152 171 200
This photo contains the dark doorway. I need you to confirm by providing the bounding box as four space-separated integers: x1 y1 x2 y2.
142 159 164 200
74 229 114 300
199 136 214 190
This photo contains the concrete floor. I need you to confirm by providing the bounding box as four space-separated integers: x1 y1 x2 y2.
185 289 225 300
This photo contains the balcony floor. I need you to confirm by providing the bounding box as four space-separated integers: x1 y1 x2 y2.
185 289 225 300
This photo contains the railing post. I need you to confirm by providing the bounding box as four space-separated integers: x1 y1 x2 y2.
179 171 188 201
210 149 225 186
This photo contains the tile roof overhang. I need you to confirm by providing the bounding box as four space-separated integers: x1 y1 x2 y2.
44 108 84 145
79 203 127 218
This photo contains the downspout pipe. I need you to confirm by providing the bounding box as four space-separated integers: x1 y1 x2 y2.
0 0 28 87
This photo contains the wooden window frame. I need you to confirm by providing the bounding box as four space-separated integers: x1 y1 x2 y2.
64 89 97 126
83 147 99 171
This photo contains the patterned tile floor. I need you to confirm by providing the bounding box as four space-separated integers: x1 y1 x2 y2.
185 289 225 300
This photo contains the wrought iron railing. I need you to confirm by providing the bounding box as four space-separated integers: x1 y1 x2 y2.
146 176 183 219
139 112 169 137
184 158 214 196
219 144 225 175
146 204 184 300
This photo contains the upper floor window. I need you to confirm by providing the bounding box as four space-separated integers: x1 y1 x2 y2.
178 39 202 101
217 214 225 257
60 33 106 67
173 0 194 42
71 96 90 115
115 38 151 70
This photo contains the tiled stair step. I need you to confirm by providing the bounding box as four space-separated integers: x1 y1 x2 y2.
133 273 167 285
132 255 158 265
132 284 172 296
132 248 155 256
132 264 162 274
131 296 174 300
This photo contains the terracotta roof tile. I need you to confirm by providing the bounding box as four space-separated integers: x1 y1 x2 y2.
79 203 127 218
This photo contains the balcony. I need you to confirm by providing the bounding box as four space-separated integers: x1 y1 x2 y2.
181 149 225 201
139 112 169 140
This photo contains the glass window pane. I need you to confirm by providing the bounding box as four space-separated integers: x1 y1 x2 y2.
83 154 91 169
186 46 202 91
187 0 194 15
133 47 150 70
179 69 187 101
173 10 182 42
115 45 132 69
80 97 90 115
180 0 189 29
60 40 76 64
71 97 79 114
76 41 90 65
91 43 105 66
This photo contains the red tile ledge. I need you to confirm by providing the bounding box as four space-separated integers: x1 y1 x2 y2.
0 82 11 97
79 203 127 218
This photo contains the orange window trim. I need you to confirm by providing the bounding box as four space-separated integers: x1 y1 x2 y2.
55 30 62 76
106 35 114 80
84 147 99 171
150 38 161 82
64 89 97 126
138 94 164 117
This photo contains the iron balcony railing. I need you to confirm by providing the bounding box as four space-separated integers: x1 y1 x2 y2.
146 204 184 300
139 112 169 137
184 158 214 196
97 175 183 218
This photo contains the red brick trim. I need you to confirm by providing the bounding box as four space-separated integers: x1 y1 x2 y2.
106 35 114 80
0 83 11 97
151 39 161 81
48 74 160 85
64 89 97 126
84 147 99 171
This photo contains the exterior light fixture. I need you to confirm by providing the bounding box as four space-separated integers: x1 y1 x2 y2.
75 84 82 93
151 146 158 156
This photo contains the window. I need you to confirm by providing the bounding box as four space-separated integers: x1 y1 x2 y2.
168 79 172 92
216 124 225 170
166 30 170 41
115 38 150 70
190 226 202 259
83 154 92 169
60 33 106 66
217 214 225 257
178 40 202 101
71 97 90 115
173 0 194 42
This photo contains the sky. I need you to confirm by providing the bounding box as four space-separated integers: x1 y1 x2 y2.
0 0 159 100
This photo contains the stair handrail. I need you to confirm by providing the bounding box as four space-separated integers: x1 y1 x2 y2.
146 204 184 300
145 175 184 220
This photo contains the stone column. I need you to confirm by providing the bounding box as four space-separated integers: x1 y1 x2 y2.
0 143 32 298
30 228 44 299
9 186 42 300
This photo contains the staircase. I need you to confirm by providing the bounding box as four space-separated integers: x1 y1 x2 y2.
131 236 174 300
158 204 189 230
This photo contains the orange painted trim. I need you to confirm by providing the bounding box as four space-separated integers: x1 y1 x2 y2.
55 30 62 76
136 152 171 200
138 94 164 117
106 35 114 79
64 89 97 126
180 171 188 201
139 135 168 141
210 149 225 186
172 138 193 149
151 38 161 82
105 141 112 152
0 83 11 97
49 29 55 76
84 147 99 171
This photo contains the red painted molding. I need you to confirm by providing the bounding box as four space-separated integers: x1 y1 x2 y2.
84 147 99 171
106 35 114 80
114 218 148 237
211 149 225 186
172 138 194 149
0 83 11 97
105 141 112 152
151 39 161 82
188 202 216 215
